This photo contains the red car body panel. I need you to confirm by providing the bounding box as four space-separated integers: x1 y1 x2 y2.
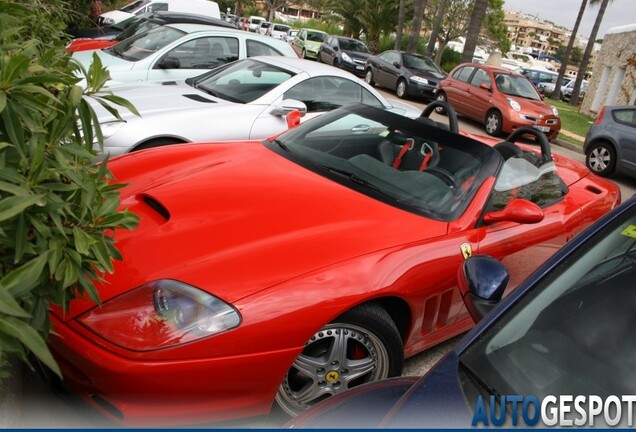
67 38 116 52
49 132 620 425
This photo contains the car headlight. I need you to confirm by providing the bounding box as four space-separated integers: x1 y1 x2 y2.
410 76 429 85
551 105 559 117
78 280 241 351
341 52 353 63
507 98 521 112
100 121 126 140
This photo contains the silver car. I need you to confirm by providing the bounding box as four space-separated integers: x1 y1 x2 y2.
72 23 297 85
90 56 420 157
584 105 636 178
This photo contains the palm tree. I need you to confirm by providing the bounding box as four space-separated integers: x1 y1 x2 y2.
426 0 449 57
570 0 612 106
407 0 428 53
394 0 407 50
460 0 488 63
550 0 590 100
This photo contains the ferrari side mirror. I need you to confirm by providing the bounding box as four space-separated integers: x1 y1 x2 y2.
483 199 544 224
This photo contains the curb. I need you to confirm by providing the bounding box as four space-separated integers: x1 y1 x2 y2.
553 138 583 154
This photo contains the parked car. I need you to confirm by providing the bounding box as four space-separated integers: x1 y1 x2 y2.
537 76 572 96
436 63 561 140
584 105 636 178
318 36 371 77
72 24 297 86
67 11 235 52
290 193 635 428
247 15 266 32
267 23 291 39
518 67 558 89
561 79 589 102
86 56 420 157
49 101 619 426
284 28 298 43
98 0 220 26
292 28 328 59
257 20 271 35
364 50 447 100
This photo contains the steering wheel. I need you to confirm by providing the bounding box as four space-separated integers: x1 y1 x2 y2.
426 166 460 191
419 100 459 133
504 126 552 164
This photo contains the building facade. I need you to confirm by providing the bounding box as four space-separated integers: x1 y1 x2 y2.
581 23 636 115
504 11 567 57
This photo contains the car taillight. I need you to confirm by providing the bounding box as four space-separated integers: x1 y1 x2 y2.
594 106 606 125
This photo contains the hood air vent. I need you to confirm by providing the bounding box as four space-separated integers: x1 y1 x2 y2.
141 194 170 221
183 94 216 103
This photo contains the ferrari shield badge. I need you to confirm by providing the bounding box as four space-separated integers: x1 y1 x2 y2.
460 243 472 260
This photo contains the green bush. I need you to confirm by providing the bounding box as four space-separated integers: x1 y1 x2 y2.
378 35 429 55
440 47 462 72
0 1 138 378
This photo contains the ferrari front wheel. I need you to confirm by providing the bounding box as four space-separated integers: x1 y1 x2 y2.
275 304 403 417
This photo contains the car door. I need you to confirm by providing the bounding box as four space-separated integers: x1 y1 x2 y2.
465 67 493 121
293 29 306 53
444 66 475 116
146 35 240 82
375 51 401 89
612 108 636 174
320 36 334 64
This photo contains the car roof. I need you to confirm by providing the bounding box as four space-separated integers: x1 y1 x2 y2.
166 22 248 34
460 62 523 76
151 11 234 28
304 28 328 34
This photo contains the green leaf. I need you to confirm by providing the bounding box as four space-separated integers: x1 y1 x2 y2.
1 253 48 296
98 94 140 117
72 227 92 255
14 213 27 263
0 195 44 222
0 91 6 112
0 285 31 318
0 317 61 377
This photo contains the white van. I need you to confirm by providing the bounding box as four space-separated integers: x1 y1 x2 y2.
247 16 266 32
99 0 220 26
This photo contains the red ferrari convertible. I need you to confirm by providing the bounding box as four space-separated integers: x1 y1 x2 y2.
49 102 620 426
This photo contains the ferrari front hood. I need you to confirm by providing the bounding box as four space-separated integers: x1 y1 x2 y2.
62 142 447 319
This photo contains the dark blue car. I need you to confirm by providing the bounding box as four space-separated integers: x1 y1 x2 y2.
317 36 371 77
290 195 635 428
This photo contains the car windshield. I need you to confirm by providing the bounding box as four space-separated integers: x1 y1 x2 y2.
191 58 295 103
338 38 369 53
270 104 500 221
111 14 140 31
121 0 147 13
109 25 185 61
116 15 158 41
494 73 541 100
274 24 290 32
461 209 636 398
307 31 327 42
403 54 441 72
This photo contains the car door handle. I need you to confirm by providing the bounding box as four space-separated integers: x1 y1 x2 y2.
351 125 370 133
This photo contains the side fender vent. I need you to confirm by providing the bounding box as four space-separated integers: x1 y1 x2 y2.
141 194 170 221
183 94 216 103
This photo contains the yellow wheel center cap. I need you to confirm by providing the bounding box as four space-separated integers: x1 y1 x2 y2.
325 370 340 383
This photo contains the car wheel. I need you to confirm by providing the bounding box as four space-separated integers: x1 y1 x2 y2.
275 303 403 417
396 79 408 99
364 69 375 86
586 141 616 177
485 110 503 137
434 91 447 114
132 137 185 152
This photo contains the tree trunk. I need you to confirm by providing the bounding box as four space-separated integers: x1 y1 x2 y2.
570 0 610 106
460 0 488 63
394 0 406 50
550 0 587 99
434 40 447 64
407 0 428 53
426 0 448 58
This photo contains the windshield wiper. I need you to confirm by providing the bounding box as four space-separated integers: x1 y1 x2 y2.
272 139 289 151
459 361 501 398
322 166 386 194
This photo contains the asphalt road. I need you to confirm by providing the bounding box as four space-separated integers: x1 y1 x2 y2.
6 94 635 428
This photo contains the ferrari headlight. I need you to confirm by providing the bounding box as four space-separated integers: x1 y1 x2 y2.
410 76 429 85
341 52 353 63
100 121 126 139
507 98 521 112
551 105 559 117
78 280 241 351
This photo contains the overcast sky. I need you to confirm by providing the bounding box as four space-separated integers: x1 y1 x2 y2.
502 0 635 39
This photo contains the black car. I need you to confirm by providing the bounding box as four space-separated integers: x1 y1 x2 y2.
364 50 446 100
73 10 234 39
291 194 635 428
318 36 371 77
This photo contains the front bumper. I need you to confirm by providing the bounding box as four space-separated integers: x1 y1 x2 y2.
339 60 367 76
407 82 438 101
503 111 562 141
49 314 300 426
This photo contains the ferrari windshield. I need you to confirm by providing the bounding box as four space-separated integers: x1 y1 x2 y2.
494 73 541 100
272 104 500 221
191 59 295 103
108 26 185 61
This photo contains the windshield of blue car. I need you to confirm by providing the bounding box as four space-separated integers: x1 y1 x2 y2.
494 73 541 100
461 210 636 398
109 26 185 61
403 54 441 72
270 104 501 221
193 59 295 103
338 38 369 53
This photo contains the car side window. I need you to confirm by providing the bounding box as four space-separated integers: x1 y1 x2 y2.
612 109 636 128
162 37 239 69
284 77 373 112
470 68 491 88
455 66 475 83
489 154 565 211
379 51 399 64
246 39 283 57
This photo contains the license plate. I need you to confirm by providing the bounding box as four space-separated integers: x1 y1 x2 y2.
356 65 364 70
534 125 550 132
